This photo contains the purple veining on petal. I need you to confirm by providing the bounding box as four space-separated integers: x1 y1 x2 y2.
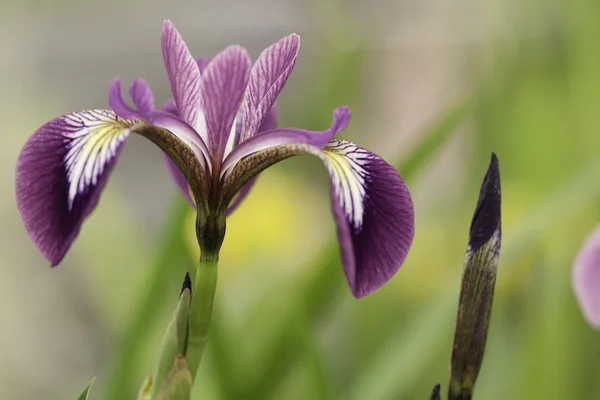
161 20 202 130
241 34 300 143
573 225 600 329
320 140 414 298
129 78 155 115
16 111 130 265
108 78 139 120
200 45 251 159
222 106 350 176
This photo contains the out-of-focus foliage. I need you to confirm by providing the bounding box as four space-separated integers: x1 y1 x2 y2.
2 0 600 399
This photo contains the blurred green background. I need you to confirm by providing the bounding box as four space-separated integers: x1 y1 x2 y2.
2 0 600 399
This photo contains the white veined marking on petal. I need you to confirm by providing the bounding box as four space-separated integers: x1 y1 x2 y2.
63 110 131 210
323 139 371 230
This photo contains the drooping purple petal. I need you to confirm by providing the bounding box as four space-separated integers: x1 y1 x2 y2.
222 106 350 176
108 78 139 120
129 79 155 115
16 110 134 265
201 45 251 159
222 134 414 298
161 20 202 132
240 34 300 143
573 226 600 329
321 140 414 298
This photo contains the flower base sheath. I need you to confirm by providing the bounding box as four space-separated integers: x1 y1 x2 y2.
16 20 415 298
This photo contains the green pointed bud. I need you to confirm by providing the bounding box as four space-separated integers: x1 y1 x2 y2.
429 384 441 400
151 273 192 399
76 377 95 400
154 355 193 400
137 374 153 400
449 153 501 400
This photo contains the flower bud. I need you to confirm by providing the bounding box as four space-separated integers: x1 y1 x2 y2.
449 153 501 400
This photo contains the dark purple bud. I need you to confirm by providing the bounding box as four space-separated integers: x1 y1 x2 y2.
469 153 501 252
449 153 501 400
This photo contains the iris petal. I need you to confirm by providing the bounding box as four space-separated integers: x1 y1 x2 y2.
240 34 300 143
223 135 414 298
16 110 134 265
200 45 251 159
129 78 155 115
322 140 414 298
108 78 139 120
161 20 203 135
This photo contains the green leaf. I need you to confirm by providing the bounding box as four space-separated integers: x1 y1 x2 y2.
77 377 96 400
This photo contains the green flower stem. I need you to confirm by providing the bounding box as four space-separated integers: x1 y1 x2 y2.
185 254 219 379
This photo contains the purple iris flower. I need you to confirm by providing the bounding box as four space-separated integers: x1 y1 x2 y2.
15 20 415 298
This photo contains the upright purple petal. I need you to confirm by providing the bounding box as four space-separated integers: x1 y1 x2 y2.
129 79 155 115
161 20 202 131
573 226 600 329
160 59 212 117
108 78 139 120
16 110 134 265
200 45 251 159
240 34 300 143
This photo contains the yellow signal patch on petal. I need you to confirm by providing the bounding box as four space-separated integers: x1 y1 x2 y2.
63 110 134 208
